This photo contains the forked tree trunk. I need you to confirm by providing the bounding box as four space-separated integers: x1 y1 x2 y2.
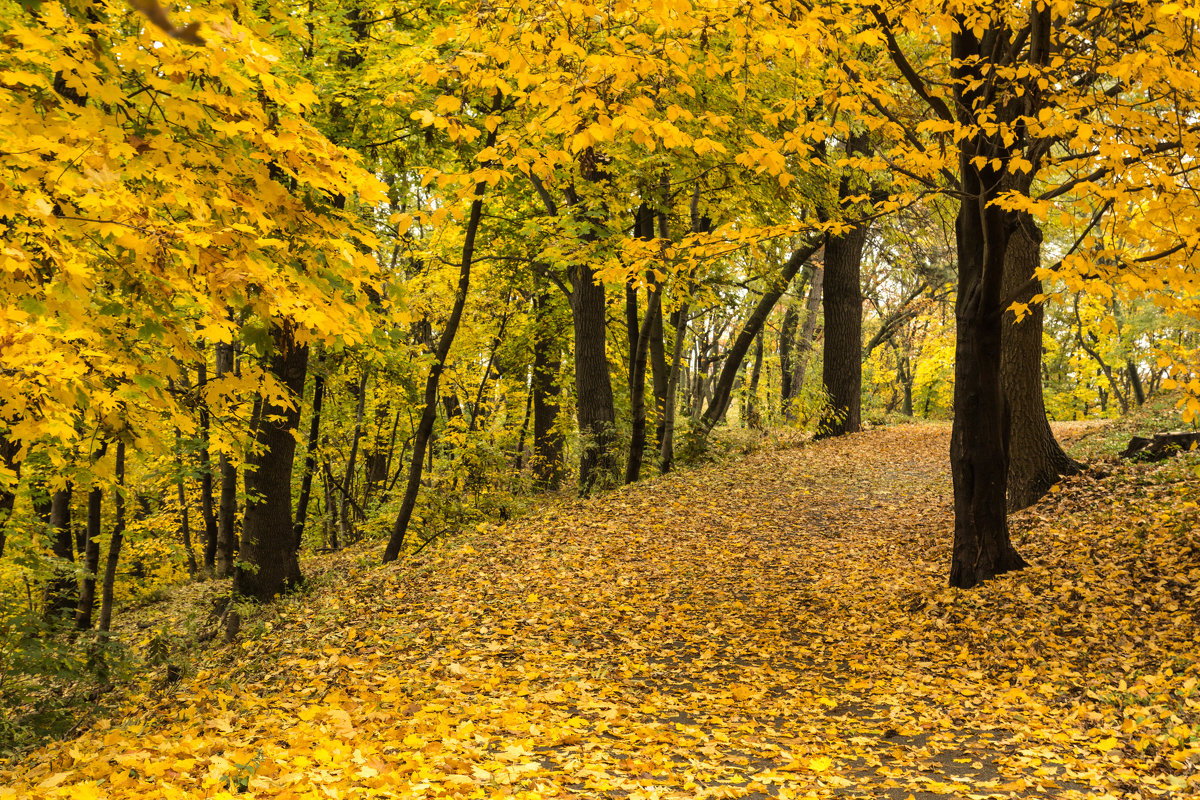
236 326 308 600
1001 216 1080 511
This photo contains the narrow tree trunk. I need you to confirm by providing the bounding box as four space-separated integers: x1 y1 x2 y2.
819 220 868 437
660 307 688 473
383 120 495 562
215 342 238 578
745 330 765 429
779 302 800 405
787 265 824 420
235 326 308 600
532 289 565 489
98 441 125 633
293 367 325 551
626 283 663 482
1001 216 1080 511
197 355 217 571
648 300 668 449
75 476 103 630
175 427 198 577
45 485 75 620
698 240 823 437
339 367 370 544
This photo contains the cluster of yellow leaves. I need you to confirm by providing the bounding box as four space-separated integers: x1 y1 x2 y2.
3 425 1197 798
0 0 382 463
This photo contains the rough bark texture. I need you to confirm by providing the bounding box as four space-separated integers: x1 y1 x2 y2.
532 290 565 489
75 480 103 630
778 302 800 404
626 283 662 482
293 368 325 550
572 258 618 494
215 342 238 578
235 327 308 600
45 486 75 619
819 223 868 438
948 23 1027 588
1001 217 1080 511
197 356 217 571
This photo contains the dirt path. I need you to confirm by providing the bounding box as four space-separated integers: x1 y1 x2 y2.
8 423 1196 799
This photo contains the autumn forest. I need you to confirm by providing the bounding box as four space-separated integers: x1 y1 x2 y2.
2 0 1200 797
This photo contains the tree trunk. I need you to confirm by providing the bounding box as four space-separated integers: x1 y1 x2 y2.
0 433 19 559
1001 217 1080 511
215 342 238 578
75 477 103 630
786 265 824 420
197 355 217 571
45 485 75 620
948 24 1027 588
293 367 325 550
175 427 197 576
779 302 800 405
572 258 618 494
532 289 565 489
383 122 495 562
819 221 868 437
98 441 125 633
235 326 308 600
626 283 663 483
339 366 370 545
660 307 688 474
745 330 765 429
696 240 822 437
648 299 668 449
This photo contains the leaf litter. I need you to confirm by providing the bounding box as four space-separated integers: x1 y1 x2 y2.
3 424 1199 799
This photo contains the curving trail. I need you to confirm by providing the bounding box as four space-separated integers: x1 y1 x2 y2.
5 424 1199 799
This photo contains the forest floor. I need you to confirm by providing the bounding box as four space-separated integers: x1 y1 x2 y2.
4 421 1200 799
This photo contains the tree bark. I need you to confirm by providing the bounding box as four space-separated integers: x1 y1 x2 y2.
626 283 662 483
75 476 103 630
45 485 75 620
197 355 217 571
819 222 868 437
745 330 765 429
648 299 668 449
948 22 1026 588
778 302 800 405
98 441 125 633
571 258 618 494
339 366 370 545
532 289 565 489
215 342 238 578
786 265 824 420
235 326 308 600
660 307 688 474
293 366 325 550
1001 216 1080 511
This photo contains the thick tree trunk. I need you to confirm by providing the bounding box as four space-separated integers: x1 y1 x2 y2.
1001 217 1080 511
948 25 1027 587
235 327 308 600
572 259 618 494
532 289 565 489
215 342 238 578
697 240 822 437
98 441 125 633
819 222 868 437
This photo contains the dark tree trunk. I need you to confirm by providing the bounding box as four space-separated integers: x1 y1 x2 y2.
235 327 308 600
779 302 800 405
819 222 868 437
175 427 197 577
0 433 19 559
660 307 688 474
98 441 125 633
45 485 75 619
1127 361 1146 406
626 283 663 483
648 299 668 449
383 119 496 563
532 289 565 489
75 477 103 630
948 22 1027 588
339 367 370 544
1001 217 1080 511
745 330 765 429
197 355 217 571
293 367 325 550
572 258 618 494
215 342 238 578
698 239 823 437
